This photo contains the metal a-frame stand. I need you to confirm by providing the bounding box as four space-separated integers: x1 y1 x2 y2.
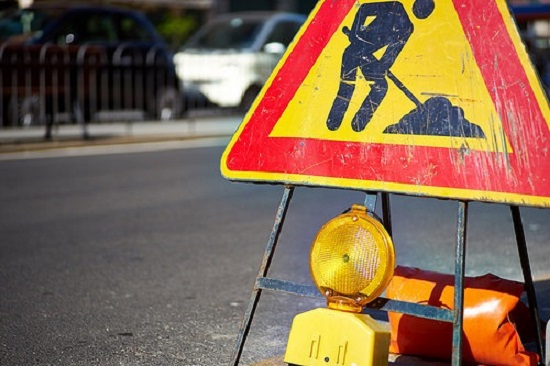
229 186 545 366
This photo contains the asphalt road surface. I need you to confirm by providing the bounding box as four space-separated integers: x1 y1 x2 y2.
1 142 549 365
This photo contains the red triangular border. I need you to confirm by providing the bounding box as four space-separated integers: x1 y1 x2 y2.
224 0 550 203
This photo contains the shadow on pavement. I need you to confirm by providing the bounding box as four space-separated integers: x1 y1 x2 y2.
0 115 243 154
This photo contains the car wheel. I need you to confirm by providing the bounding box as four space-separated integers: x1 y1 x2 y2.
155 87 182 121
8 95 45 127
240 86 261 114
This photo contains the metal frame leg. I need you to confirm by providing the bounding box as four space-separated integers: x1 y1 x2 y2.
381 192 392 236
511 206 545 365
229 186 294 366
546 321 549 366
452 201 468 366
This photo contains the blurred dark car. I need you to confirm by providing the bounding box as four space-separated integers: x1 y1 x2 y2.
0 4 182 127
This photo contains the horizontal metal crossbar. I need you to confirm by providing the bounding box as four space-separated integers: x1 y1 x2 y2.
255 277 455 322
255 277 323 298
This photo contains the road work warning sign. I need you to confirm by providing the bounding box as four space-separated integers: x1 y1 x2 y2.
221 0 550 208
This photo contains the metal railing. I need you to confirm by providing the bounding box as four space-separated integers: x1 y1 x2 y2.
0 43 182 133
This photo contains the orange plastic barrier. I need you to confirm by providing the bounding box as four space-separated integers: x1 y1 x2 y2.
387 266 538 366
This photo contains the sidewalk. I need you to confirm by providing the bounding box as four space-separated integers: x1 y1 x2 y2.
0 114 243 154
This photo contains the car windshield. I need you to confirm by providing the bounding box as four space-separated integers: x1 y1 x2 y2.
185 17 264 50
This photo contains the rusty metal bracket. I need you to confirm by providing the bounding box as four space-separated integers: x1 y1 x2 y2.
364 191 378 212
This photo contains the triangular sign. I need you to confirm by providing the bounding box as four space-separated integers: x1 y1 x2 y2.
221 0 550 208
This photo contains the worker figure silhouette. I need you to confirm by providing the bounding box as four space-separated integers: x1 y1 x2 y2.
327 0 435 132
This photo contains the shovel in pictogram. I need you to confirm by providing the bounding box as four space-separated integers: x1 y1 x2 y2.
384 70 486 138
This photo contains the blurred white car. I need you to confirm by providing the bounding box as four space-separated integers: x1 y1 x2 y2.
174 12 306 112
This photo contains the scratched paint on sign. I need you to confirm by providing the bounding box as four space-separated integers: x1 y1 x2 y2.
270 0 508 154
221 0 550 208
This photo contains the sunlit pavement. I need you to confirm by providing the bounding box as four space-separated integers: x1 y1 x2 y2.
2 112 549 366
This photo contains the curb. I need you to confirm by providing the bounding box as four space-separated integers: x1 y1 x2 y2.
0 115 242 155
0 133 233 154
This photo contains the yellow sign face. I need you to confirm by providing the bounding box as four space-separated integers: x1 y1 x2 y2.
271 0 509 153
221 0 550 208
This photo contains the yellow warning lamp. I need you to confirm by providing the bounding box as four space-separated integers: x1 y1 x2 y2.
285 204 395 366
310 204 395 312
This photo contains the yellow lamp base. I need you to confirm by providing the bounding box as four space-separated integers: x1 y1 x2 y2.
284 308 390 366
